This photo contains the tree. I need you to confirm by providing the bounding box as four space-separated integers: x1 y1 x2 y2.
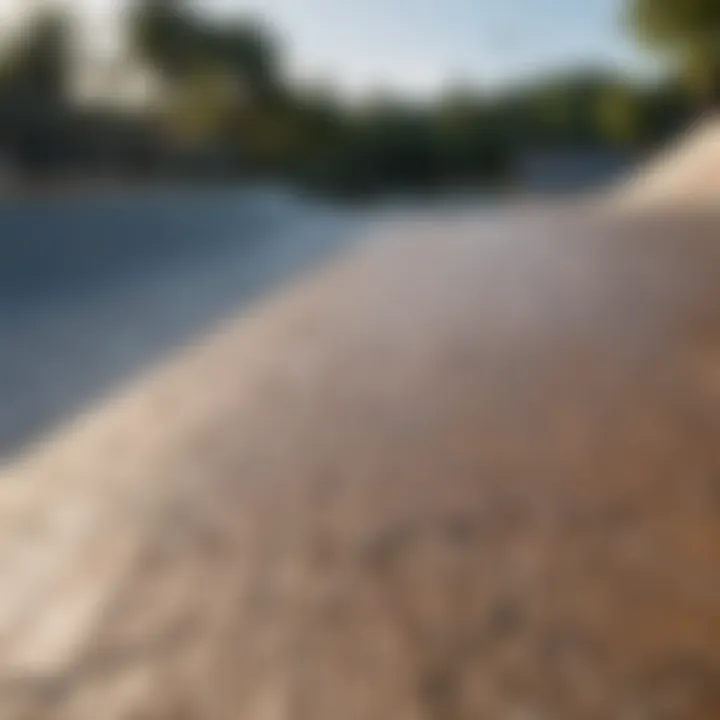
0 7 73 174
129 0 203 82
129 0 282 103
629 0 720 107
0 7 71 105
129 0 285 170
206 22 283 104
595 83 644 146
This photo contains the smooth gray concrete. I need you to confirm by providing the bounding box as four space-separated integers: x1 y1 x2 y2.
0 189 375 459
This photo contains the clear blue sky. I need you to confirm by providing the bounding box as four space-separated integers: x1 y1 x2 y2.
3 0 653 98
208 0 649 96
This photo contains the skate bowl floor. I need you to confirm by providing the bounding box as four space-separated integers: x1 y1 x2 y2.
2 198 720 718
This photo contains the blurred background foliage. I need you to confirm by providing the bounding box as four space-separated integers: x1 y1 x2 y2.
0 0 706 195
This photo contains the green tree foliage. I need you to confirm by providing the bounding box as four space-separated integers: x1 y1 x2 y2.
129 0 285 167
129 0 204 82
629 0 720 105
0 0 695 188
0 8 72 173
129 0 282 102
0 8 70 104
595 83 644 146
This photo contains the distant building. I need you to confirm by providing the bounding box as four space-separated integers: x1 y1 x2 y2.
518 149 636 194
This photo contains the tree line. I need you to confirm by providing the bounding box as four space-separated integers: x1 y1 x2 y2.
0 0 708 195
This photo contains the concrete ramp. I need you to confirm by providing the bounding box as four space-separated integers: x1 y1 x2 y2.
2 206 720 718
616 116 720 206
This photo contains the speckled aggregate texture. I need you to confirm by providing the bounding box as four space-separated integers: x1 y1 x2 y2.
1 205 720 719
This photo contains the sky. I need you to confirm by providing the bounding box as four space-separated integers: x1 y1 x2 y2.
0 0 652 98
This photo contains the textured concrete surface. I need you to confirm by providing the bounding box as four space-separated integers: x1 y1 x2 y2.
618 117 720 206
1 205 720 718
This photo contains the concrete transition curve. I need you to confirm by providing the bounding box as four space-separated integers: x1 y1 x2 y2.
3 135 720 717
